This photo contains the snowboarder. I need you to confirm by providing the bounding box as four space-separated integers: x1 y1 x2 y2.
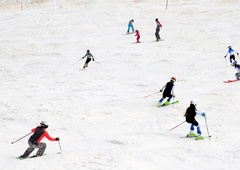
127 19 134 33
82 49 94 69
234 63 240 80
135 30 140 43
184 101 205 140
155 18 162 41
224 46 239 65
18 121 60 159
159 77 176 105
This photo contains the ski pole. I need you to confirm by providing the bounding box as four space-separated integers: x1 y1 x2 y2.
143 91 160 98
94 61 100 64
168 121 186 132
72 58 83 66
172 96 175 108
204 116 211 141
57 140 62 154
225 57 227 67
11 132 32 144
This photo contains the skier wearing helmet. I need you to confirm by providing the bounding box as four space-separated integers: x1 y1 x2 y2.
224 46 239 65
159 77 176 105
82 49 94 69
184 101 206 140
18 121 60 159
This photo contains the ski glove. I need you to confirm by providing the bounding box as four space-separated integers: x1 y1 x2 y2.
160 90 162 92
55 137 60 141
237 53 239 55
224 56 226 58
202 113 206 117
172 95 175 98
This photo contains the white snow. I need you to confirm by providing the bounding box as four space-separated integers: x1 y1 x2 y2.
0 0 240 169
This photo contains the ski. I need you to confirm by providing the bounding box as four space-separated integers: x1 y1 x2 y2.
157 100 179 107
181 134 212 140
17 153 49 160
156 39 164 42
223 79 240 83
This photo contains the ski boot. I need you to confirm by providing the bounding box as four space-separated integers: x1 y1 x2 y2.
18 155 27 159
195 135 204 140
186 132 197 138
164 101 169 105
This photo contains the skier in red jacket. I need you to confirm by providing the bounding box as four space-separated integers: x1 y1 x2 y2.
19 121 60 158
135 30 140 43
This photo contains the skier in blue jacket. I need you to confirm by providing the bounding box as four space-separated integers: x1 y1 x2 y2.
224 46 239 65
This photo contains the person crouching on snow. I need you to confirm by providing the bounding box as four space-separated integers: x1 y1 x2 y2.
19 121 60 159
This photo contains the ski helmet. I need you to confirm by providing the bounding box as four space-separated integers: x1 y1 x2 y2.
132 19 134 22
190 101 197 106
40 121 49 128
171 77 176 82
228 46 231 49
87 49 90 53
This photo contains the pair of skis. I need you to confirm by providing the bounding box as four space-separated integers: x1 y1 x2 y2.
157 100 179 107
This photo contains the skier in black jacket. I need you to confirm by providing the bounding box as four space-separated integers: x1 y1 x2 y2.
82 49 94 69
184 101 205 140
159 77 176 105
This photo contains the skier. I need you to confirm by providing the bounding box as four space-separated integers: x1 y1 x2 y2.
234 63 240 80
19 121 60 159
82 49 94 69
224 46 239 65
159 77 176 105
127 19 134 33
184 101 205 140
135 30 140 43
155 18 162 41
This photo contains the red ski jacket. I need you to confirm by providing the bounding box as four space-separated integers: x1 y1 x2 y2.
30 127 56 143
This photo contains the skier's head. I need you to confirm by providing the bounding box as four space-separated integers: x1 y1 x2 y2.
131 19 134 22
40 121 49 129
136 30 139 33
87 49 90 53
155 18 158 21
170 77 176 82
190 100 197 106
228 46 231 49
